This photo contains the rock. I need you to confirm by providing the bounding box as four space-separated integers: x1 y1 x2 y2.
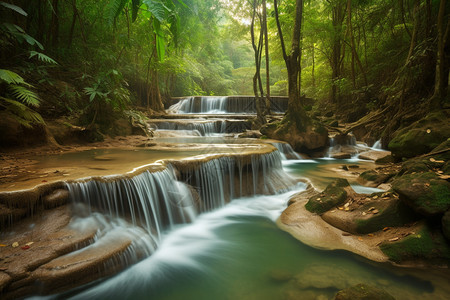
260 119 328 155
237 130 262 139
358 170 394 188
358 150 391 162
442 210 450 241
380 222 450 266
268 269 293 283
375 155 395 164
294 264 359 290
322 192 418 234
331 152 352 159
388 111 450 159
43 189 69 208
305 179 349 214
392 172 450 216
334 283 395 300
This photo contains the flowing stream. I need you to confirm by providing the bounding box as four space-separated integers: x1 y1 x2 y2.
25 98 450 299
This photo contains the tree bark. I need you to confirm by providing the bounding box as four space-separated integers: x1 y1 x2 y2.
262 0 271 115
330 0 345 104
432 0 448 104
274 0 305 122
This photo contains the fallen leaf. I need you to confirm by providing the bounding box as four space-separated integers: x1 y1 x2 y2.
12 242 19 248
388 237 399 242
368 207 376 211
338 207 344 210
373 196 378 199
383 227 391 231
426 129 431 134
316 198 321 201
367 234 374 237
430 157 436 162
362 212 367 216
21 245 30 250
372 209 379 214
439 175 450 180
0 244 7 247
437 171 444 174
425 183 430 187
358 237 363 241
344 207 350 211
344 202 350 208
25 242 34 246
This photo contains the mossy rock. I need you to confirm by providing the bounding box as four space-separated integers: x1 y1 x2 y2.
354 193 418 234
392 172 450 216
334 283 395 300
375 155 395 164
305 179 349 214
380 223 450 266
358 170 394 187
321 192 418 234
388 111 450 159
442 210 450 241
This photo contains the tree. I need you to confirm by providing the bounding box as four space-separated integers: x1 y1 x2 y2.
274 0 307 124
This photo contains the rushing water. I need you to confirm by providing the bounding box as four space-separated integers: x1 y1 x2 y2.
28 153 450 300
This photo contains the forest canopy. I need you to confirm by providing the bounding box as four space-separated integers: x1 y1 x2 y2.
0 0 448 141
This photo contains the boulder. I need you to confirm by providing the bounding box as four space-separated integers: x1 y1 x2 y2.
392 172 450 216
321 192 418 234
334 284 395 300
388 111 450 159
379 222 450 266
358 150 391 162
305 179 349 214
358 170 394 188
260 119 328 155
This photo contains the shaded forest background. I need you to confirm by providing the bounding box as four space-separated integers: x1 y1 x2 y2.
0 0 448 147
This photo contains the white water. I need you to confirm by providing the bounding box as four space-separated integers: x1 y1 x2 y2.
169 96 228 114
271 142 302 160
149 120 229 136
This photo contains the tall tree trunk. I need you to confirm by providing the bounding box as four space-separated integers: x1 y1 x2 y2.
262 0 271 115
250 0 265 123
405 0 420 67
432 0 449 106
48 0 59 48
68 0 77 48
330 1 345 105
274 0 305 122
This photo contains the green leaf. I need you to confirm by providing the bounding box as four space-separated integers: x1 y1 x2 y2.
143 0 168 22
9 85 40 107
29 51 58 64
0 2 28 16
153 19 165 61
108 0 129 25
0 96 44 128
0 69 26 85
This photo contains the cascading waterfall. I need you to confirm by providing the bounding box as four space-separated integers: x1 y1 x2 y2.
66 168 197 245
372 139 383 150
271 142 302 160
175 151 298 211
149 120 229 136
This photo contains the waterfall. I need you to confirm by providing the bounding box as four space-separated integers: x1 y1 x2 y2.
149 120 230 136
174 151 298 211
372 139 383 150
168 96 288 114
271 142 302 160
66 168 197 244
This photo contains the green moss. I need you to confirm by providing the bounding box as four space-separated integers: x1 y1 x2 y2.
305 179 349 214
380 225 450 265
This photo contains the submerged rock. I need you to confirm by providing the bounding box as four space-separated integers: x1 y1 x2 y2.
334 283 395 300
305 179 349 214
392 172 450 216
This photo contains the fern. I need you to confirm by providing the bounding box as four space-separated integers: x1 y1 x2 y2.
0 96 44 128
29 51 58 64
0 1 28 16
9 85 40 107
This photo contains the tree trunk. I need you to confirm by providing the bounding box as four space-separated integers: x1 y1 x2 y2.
405 0 420 67
262 0 271 115
68 0 77 48
250 0 265 123
330 1 345 104
432 0 449 105
274 0 305 119
48 0 59 48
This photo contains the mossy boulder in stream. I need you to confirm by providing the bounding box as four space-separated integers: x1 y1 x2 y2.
380 222 450 266
305 179 349 214
388 111 450 159
334 283 395 300
358 170 394 187
392 172 450 216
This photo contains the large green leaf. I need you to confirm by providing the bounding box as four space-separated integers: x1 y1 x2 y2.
0 69 27 85
153 19 165 61
0 2 28 16
0 96 44 128
107 0 129 25
29 51 58 64
9 85 40 107
143 0 168 22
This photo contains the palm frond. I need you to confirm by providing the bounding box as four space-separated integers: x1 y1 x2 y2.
29 51 58 64
0 96 44 128
0 69 28 85
9 84 40 107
